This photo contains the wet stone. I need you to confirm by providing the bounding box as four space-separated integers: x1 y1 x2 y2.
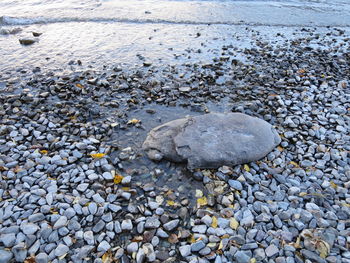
143 113 281 169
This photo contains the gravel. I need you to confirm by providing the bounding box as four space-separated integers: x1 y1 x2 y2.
0 26 349 263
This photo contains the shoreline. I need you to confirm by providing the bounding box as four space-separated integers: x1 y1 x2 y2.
0 26 350 262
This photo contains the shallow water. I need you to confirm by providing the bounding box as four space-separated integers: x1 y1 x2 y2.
1 0 350 77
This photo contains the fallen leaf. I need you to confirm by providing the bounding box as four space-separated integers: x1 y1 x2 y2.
243 164 250 172
230 218 239 230
167 200 176 206
102 251 113 263
76 83 84 89
250 258 257 263
197 196 207 207
299 192 308 197
131 236 143 242
289 161 299 167
330 181 338 189
114 174 124 184
24 256 36 263
0 166 8 171
188 235 196 243
277 146 284 152
316 240 330 259
40 149 48 155
127 118 140 125
90 153 106 159
211 216 218 228
218 240 223 250
168 234 178 244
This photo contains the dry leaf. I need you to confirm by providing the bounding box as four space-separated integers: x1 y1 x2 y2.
299 192 308 197
218 240 223 250
102 251 113 263
330 181 338 189
293 236 301 249
316 240 330 258
76 83 84 89
167 200 176 206
90 153 106 159
197 196 207 207
230 218 239 230
188 235 196 244
168 234 178 244
0 166 8 171
243 164 250 172
211 216 218 228
40 149 48 155
277 146 284 152
114 174 124 184
250 258 257 263
127 118 140 125
289 161 299 167
24 256 36 263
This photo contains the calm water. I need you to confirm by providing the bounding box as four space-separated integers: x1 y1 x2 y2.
1 0 350 77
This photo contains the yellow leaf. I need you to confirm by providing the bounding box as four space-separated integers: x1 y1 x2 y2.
277 146 284 152
121 187 130 191
102 251 112 263
218 240 223 250
243 164 250 172
316 240 330 259
76 83 84 89
188 235 196 244
211 216 218 228
299 192 308 197
127 118 140 125
330 181 338 189
40 150 48 155
197 196 207 207
167 200 176 206
289 161 299 167
293 236 301 249
90 153 106 159
114 174 124 184
250 258 256 263
230 218 239 230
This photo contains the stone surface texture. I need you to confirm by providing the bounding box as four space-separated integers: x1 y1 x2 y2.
143 112 281 169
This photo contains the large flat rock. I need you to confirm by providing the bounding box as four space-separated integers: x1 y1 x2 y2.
142 113 281 169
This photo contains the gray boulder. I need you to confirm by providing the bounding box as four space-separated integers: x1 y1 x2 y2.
142 112 281 169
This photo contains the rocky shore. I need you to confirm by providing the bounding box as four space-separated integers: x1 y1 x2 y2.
0 27 349 263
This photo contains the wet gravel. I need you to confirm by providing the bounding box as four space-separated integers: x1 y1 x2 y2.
0 27 349 263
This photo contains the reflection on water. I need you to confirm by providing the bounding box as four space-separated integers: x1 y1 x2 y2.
0 0 349 76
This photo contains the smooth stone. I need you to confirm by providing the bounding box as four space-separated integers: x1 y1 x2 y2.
0 249 13 263
35 252 48 263
19 38 37 45
53 216 68 229
97 241 111 252
163 219 180 231
143 113 280 169
55 244 69 257
0 233 16 247
234 251 250 263
265 244 279 258
191 241 205 252
145 217 161 229
179 245 191 257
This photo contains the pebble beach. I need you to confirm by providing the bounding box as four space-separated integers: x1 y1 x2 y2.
1 0 350 263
